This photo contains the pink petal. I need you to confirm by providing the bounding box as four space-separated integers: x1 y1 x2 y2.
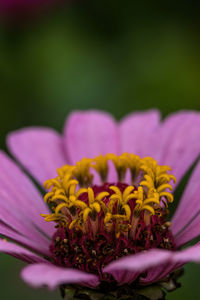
0 151 54 254
173 242 200 263
21 263 99 290
63 110 119 164
0 222 50 256
140 262 178 284
105 243 200 286
0 188 51 245
106 270 139 285
142 243 200 284
0 239 46 264
171 161 200 246
174 217 200 247
7 127 67 185
103 249 172 274
119 110 161 157
150 111 200 185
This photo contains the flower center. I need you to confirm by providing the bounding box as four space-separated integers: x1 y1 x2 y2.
42 153 176 279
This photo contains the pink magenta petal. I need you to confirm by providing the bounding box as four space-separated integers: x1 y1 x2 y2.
173 242 200 263
151 111 200 185
171 161 200 246
0 190 52 246
174 217 200 247
0 222 51 256
141 243 200 284
119 110 160 157
7 127 67 185
21 263 99 290
147 243 200 283
0 239 46 264
0 151 54 254
103 249 172 274
63 110 119 164
140 262 179 284
106 270 139 285
104 244 200 286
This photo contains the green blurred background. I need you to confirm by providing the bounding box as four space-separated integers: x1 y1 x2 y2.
0 1 200 299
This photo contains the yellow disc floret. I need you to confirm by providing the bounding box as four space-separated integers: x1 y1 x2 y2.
91 154 110 183
42 153 176 239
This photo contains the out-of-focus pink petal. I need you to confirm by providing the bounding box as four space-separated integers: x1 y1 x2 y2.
172 242 200 263
63 110 119 164
21 263 99 290
103 249 172 274
141 243 200 284
0 239 46 264
153 243 200 283
171 161 200 246
119 110 160 157
0 151 54 255
105 240 200 287
7 127 67 185
150 111 200 185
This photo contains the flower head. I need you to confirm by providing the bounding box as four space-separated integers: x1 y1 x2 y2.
1 110 200 298
42 153 176 283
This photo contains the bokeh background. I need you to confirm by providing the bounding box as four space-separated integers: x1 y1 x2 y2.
0 1 200 299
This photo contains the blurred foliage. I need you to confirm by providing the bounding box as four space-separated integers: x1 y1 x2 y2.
0 1 200 299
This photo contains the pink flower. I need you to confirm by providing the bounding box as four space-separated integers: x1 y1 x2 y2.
1 110 200 294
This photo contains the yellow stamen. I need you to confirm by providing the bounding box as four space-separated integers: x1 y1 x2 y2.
73 158 93 187
42 153 176 238
122 153 142 184
92 154 109 183
107 154 128 181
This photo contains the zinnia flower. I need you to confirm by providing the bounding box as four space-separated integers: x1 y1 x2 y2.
1 110 200 300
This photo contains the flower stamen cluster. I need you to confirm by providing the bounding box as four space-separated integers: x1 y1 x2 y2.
42 153 176 239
